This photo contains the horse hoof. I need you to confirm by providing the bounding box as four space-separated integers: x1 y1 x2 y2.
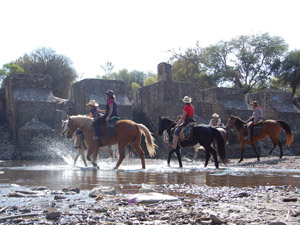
238 160 242 163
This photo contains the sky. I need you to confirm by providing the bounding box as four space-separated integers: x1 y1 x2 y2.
1 0 300 79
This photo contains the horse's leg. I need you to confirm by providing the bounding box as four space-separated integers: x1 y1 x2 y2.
192 146 198 161
278 141 283 159
74 149 81 166
167 149 176 166
268 142 277 157
130 143 145 169
204 148 210 167
207 145 219 169
114 143 127 169
92 147 100 168
174 146 182 167
238 142 246 163
250 142 260 162
81 148 88 167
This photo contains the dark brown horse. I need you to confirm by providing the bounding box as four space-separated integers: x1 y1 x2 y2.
64 115 157 169
226 115 294 163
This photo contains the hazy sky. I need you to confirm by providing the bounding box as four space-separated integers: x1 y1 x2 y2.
1 0 299 79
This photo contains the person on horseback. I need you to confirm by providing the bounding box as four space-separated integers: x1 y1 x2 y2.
208 113 225 128
169 96 195 149
93 90 119 145
75 100 101 148
246 101 263 141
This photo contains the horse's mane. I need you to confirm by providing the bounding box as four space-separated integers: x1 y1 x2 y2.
232 116 246 127
70 115 93 130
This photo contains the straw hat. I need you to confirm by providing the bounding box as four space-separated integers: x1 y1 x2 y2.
182 96 192 103
86 100 98 107
212 113 219 118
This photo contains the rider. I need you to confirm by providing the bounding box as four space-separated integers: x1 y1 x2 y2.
246 101 263 141
208 113 225 128
75 100 101 148
93 90 119 145
169 96 195 149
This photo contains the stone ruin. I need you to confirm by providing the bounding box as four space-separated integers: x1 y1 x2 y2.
0 75 132 159
0 63 300 160
133 62 300 158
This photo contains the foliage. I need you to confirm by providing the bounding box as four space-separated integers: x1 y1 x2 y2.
169 33 288 93
277 50 300 97
143 74 157 86
101 67 156 99
0 62 24 76
14 47 77 98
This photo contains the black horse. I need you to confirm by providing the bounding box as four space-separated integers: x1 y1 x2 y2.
158 117 228 169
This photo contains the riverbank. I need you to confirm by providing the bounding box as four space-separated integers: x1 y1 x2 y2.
1 156 300 224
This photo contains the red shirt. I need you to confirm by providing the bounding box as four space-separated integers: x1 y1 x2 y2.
184 104 194 116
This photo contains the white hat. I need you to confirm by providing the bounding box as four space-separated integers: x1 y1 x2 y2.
182 96 192 103
86 100 98 107
212 113 219 118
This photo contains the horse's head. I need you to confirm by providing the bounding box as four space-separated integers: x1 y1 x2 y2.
158 116 176 136
226 115 235 130
61 115 78 139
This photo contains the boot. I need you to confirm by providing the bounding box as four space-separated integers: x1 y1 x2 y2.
169 135 179 149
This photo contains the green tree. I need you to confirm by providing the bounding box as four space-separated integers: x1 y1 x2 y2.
169 33 288 93
14 47 77 98
143 74 157 86
278 50 300 97
0 62 24 76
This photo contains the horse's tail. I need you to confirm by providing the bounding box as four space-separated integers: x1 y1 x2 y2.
277 120 294 147
136 124 157 157
212 128 228 164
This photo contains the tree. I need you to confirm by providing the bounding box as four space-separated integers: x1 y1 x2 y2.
14 47 77 98
0 62 24 76
169 33 288 93
100 61 114 77
278 50 300 97
143 74 157 86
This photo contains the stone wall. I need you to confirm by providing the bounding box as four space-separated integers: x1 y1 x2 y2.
133 63 300 159
70 79 132 119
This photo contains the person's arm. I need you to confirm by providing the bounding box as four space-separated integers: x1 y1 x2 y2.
105 103 113 122
98 109 106 113
179 111 187 124
88 112 93 118
208 119 213 126
253 108 259 124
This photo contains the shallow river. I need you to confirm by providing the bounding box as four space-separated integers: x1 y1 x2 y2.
1 156 300 192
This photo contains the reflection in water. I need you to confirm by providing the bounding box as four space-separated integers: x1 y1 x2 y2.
1 159 300 191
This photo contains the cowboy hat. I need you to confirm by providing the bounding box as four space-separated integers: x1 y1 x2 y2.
105 90 115 98
251 101 258 105
182 96 192 103
212 113 219 118
86 100 98 107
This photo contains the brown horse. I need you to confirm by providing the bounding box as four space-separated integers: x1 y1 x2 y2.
226 115 294 163
64 115 157 169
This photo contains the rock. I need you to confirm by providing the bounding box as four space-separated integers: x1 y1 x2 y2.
282 198 297 202
269 222 287 225
31 186 48 191
127 192 178 203
46 211 61 220
54 195 67 200
210 214 226 224
89 186 116 197
62 187 80 193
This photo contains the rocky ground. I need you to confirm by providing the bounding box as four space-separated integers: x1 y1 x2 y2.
1 156 300 224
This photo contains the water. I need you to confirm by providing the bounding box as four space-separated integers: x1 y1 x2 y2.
1 158 300 192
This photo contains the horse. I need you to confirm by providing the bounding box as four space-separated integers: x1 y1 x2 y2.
226 115 294 163
158 117 228 169
62 119 114 167
63 115 157 169
162 130 204 161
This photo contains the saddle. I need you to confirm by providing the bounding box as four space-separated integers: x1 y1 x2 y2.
179 122 196 141
103 117 121 139
243 121 263 137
